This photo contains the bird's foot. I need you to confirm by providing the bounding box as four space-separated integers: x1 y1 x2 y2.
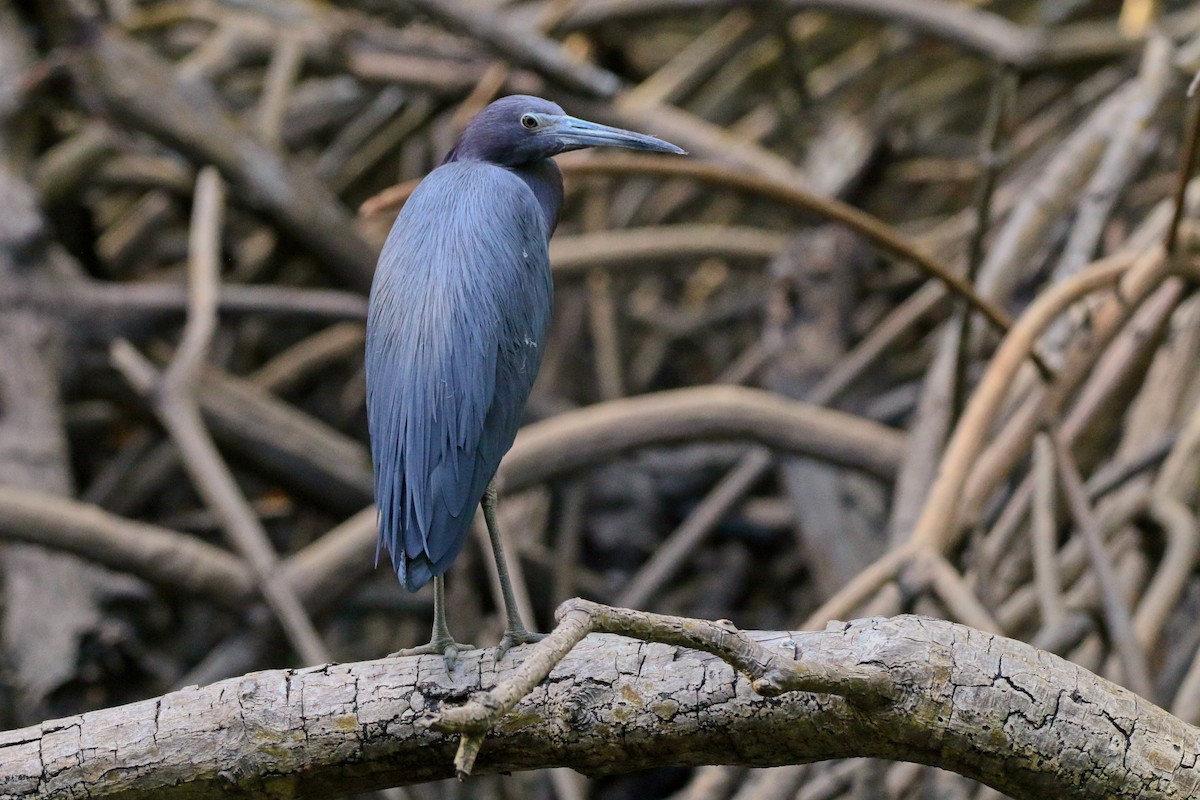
389 636 475 672
495 626 547 660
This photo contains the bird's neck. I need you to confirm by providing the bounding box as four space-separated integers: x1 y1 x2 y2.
513 159 564 237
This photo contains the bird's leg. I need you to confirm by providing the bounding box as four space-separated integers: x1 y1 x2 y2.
389 575 473 671
483 481 546 658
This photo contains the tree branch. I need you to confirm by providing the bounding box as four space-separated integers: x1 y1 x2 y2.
72 25 377 291
2 607 1196 800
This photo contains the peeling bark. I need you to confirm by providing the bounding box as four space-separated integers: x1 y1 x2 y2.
0 615 1195 799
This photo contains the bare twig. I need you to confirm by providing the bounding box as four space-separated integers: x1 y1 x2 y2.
502 385 905 489
1031 433 1065 626
909 251 1139 552
1167 73 1200 253
110 168 330 665
254 34 304 148
1051 433 1153 699
1137 496 1198 653
955 67 1018 411
432 599 892 775
544 225 788 274
363 156 1028 352
400 0 622 97
0 485 256 608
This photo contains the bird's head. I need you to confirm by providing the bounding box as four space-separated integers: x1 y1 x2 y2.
445 95 686 167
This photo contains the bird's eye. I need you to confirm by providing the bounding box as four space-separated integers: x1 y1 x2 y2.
520 113 539 129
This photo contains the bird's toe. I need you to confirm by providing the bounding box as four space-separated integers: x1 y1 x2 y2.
388 636 476 672
495 627 547 660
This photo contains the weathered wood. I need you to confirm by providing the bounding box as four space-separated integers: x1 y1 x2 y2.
0 614 1195 799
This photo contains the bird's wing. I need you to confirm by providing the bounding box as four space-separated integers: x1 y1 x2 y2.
366 162 552 591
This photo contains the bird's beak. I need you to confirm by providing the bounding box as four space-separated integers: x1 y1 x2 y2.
546 115 687 155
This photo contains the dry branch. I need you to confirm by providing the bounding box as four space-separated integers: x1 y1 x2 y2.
549 225 789 276
0 487 377 623
72 26 376 291
502 385 904 487
58 281 368 330
401 0 622 97
0 486 256 609
194 367 374 511
2 608 1197 799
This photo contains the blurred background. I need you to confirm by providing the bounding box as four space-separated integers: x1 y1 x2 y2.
2 0 1200 798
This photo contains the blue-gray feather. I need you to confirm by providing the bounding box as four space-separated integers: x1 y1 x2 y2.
366 161 552 591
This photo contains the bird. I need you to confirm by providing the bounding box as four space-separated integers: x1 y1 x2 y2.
366 95 685 665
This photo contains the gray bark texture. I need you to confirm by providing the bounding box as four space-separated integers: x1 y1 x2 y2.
0 614 1196 799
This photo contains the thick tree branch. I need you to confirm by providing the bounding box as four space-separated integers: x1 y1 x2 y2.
503 385 904 486
0 486 257 609
2 609 1196 800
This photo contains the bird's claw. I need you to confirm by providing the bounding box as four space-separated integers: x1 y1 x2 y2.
389 637 476 671
495 627 547 660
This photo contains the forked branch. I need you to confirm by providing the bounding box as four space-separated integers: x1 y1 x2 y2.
6 602 1197 800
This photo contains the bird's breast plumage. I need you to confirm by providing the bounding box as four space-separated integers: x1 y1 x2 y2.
366 162 554 591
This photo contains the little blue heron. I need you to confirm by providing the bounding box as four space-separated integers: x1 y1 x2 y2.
367 95 685 664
